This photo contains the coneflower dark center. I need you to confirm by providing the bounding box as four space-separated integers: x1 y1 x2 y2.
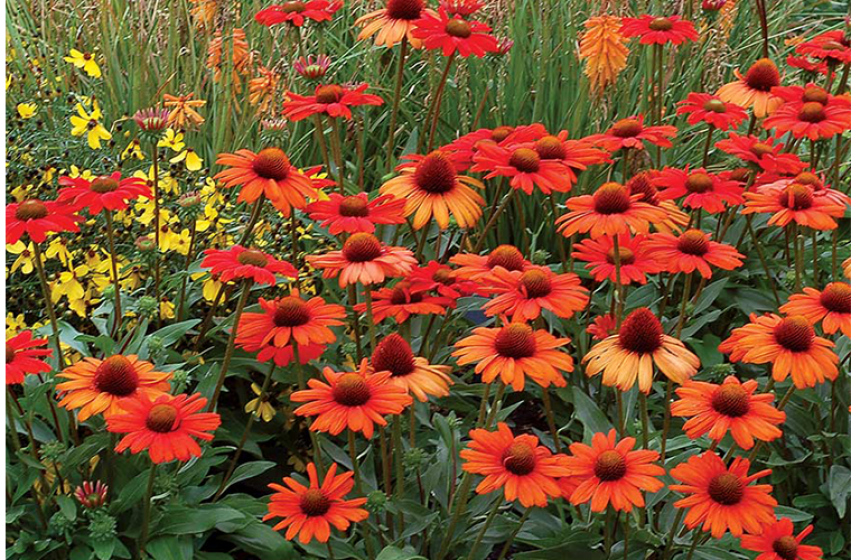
316 84 345 104
703 99 727 113
610 118 642 138
90 177 120 193
486 245 525 271
414 152 457 194
273 297 311 327
343 233 383 262
676 229 710 256
534 135 567 160
332 374 372 407
772 536 799 560
509 148 541 173
648 17 673 31
685 173 713 194
146 404 178 433
797 102 827 123
618 308 663 354
520 269 552 298
386 0 423 20
502 442 536 475
801 86 829 104
94 355 140 396
445 18 472 38
237 249 269 267
494 324 537 359
338 196 370 217
280 0 306 12
594 450 627 481
711 384 751 417
15 200 49 221
707 473 744 505
252 148 291 180
820 282 851 313
299 489 332 516
606 247 636 266
744 59 781 92
372 334 416 377
773 316 814 352
779 184 813 210
593 183 632 215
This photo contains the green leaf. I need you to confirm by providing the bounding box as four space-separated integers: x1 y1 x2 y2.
774 506 813 524
828 465 851 518
159 505 244 534
691 279 728 316
559 386 612 439
91 537 115 560
56 495 77 521
112 470 150 514
375 546 427 560
218 461 275 494
144 536 193 560
223 519 295 560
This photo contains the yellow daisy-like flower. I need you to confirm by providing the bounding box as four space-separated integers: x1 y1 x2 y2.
121 139 145 160
69 102 111 149
63 49 101 78
6 241 36 274
170 148 203 171
158 128 185 152
51 263 89 304
245 382 277 422
16 102 37 119
45 238 73 267
160 299 176 320
159 228 192 255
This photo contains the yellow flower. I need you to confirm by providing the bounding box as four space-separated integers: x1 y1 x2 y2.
45 238 73 266
245 383 277 422
69 102 111 149
6 313 29 337
133 166 178 195
51 263 89 304
121 139 145 160
6 241 35 274
63 49 101 78
170 148 203 171
159 228 192 255
16 103 37 119
160 299 175 320
157 129 185 152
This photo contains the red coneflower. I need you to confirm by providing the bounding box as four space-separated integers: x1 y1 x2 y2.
533 132 610 175
356 0 435 48
563 429 665 512
652 167 744 214
57 172 151 215
740 517 824 560
484 266 589 321
74 481 108 509
449 244 531 283
795 30 851 65
715 133 807 175
786 55 829 75
380 150 485 230
409 260 479 300
763 99 851 140
781 282 851 338
471 141 573 195
572 233 662 285
717 58 784 117
719 313 839 388
370 334 453 401
620 15 699 45
671 375 786 450
200 245 298 286
443 124 545 170
645 229 744 278
6 330 52 385
306 232 417 287
670 452 777 538
305 192 407 235
6 199 83 244
742 182 846 230
107 392 221 463
251 342 327 367
556 182 668 239
214 148 317 216
291 360 412 438
460 422 570 507
264 463 368 544
676 93 748 131
585 115 677 152
355 281 452 324
452 321 574 390
57 355 172 421
412 8 499 57
255 0 342 27
236 291 346 349
625 171 691 234
587 313 617 341
283 83 384 121
584 307 700 393
770 83 846 108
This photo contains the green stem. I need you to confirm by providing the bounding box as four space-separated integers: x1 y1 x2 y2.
138 463 158 558
466 499 502 560
540 386 562 453
495 508 531 560
207 279 252 411
386 38 408 172
151 143 161 327
363 286 378 352
426 52 457 151
473 190 517 253
104 211 123 335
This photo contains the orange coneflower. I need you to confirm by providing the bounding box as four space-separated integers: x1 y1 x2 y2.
715 133 807 175
645 229 744 279
763 99 851 141
579 15 629 92
652 167 744 214
305 232 417 287
236 292 346 349
57 172 151 215
796 30 851 66
717 58 783 117
6 330 51 385
844 257 851 280
409 260 479 300
460 422 570 507
449 244 531 283
719 313 839 388
200 245 298 285
533 132 610 176
6 199 83 244
370 334 452 401
163 93 206 129
355 281 452 324
356 0 435 48
264 462 368 544
444 124 545 171
380 150 485 230
583 307 700 393
563 429 665 512
483 266 589 321
412 8 499 57
556 182 668 239
283 83 384 121
214 148 317 216
571 233 663 285
471 141 573 195
676 93 748 131
670 452 777 538
56 355 171 421
291 360 412 438
781 282 851 338
452 321 574 391
620 15 698 45
255 1 342 27
742 182 846 230
585 115 677 152
740 517 824 560
671 375 785 450
107 393 221 463
587 313 617 341
305 192 407 235
625 171 690 233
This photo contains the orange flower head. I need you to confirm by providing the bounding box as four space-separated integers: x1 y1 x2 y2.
453 321 574 390
645 229 744 278
717 58 783 117
370 334 453 401
742 182 845 230
740 517 823 560
6 330 51 385
556 182 669 239
237 292 346 352
672 375 786 449
572 233 663 285
264 463 369 544
484 266 590 321
306 233 417 287
107 392 221 463
670 452 777 538
584 307 700 393
460 422 569 507
449 244 531 283
356 0 435 48
57 355 171 421
291 360 412 438
719 313 838 388
564 429 665 512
